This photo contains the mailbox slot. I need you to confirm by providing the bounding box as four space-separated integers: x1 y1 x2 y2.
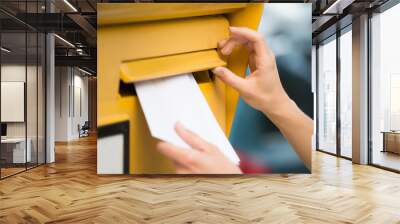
119 70 215 97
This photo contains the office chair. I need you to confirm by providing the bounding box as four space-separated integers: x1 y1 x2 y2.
79 121 90 138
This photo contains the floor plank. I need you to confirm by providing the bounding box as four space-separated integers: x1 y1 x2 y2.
0 135 399 223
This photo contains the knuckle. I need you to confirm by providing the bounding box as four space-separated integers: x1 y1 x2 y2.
176 169 186 174
210 145 220 154
203 143 217 152
156 142 167 151
182 153 195 165
252 32 263 42
219 69 227 76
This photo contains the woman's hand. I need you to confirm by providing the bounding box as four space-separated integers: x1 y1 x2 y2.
213 26 292 117
214 26 313 170
156 122 242 174
157 26 312 173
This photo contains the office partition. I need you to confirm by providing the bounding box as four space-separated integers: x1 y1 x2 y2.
0 0 47 179
0 29 28 177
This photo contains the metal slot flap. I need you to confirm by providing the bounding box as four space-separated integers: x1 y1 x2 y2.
120 49 226 83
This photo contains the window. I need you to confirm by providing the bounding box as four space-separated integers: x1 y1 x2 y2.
317 36 337 154
370 2 400 171
390 74 400 130
339 28 352 158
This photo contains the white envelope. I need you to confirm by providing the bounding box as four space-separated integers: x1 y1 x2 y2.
135 73 240 164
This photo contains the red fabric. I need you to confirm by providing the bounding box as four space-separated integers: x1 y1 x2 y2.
237 152 271 174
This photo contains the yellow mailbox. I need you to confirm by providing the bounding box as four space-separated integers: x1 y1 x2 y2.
97 3 263 174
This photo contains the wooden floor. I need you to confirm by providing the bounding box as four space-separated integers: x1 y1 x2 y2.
373 150 400 171
0 135 400 224
1 163 45 178
1 167 26 178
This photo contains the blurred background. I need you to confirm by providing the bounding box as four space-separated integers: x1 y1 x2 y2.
230 3 312 173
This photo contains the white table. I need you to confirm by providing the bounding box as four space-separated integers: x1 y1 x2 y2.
1 138 32 163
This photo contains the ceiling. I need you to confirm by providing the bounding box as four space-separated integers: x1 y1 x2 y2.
310 0 391 43
1 0 97 74
1 0 396 73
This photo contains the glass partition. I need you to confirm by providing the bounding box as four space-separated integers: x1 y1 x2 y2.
0 1 46 179
1 29 28 178
317 35 337 155
339 28 352 158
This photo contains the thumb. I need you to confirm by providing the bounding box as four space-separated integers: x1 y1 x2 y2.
212 67 246 92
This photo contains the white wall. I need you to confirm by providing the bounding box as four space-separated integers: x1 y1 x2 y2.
1 63 46 164
54 67 89 141
55 67 69 141
1 65 26 130
1 82 25 122
72 73 89 138
1 65 37 138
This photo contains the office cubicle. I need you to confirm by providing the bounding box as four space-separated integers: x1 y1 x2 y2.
0 1 46 179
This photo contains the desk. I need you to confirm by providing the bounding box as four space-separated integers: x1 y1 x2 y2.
382 131 400 154
1 138 31 163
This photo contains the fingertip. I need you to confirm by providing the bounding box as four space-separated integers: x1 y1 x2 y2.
229 26 244 36
156 141 169 151
214 67 231 81
212 67 223 75
214 67 246 92
174 121 186 133
220 47 231 56
229 26 239 32
228 26 261 43
218 39 227 48
219 40 236 56
175 122 191 142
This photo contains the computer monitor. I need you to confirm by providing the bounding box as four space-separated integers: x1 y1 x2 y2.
1 123 7 137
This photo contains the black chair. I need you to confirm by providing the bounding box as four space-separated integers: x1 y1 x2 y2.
79 121 90 138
